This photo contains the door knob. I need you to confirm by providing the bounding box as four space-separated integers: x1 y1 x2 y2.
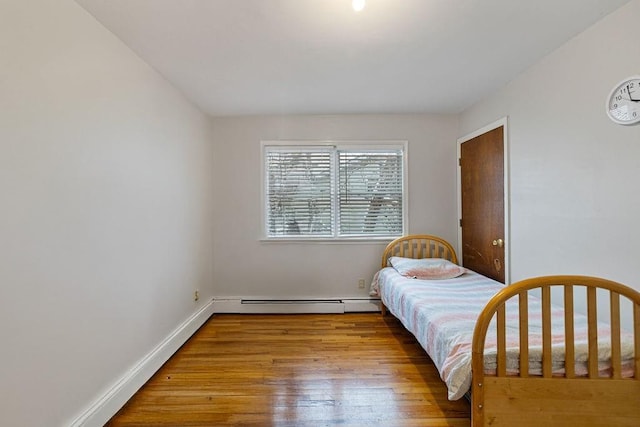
492 238 504 248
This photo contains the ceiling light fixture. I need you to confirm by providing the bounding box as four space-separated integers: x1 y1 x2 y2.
352 0 366 12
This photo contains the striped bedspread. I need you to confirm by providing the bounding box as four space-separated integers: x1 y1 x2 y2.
374 267 636 400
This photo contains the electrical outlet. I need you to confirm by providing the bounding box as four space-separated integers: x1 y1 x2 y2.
358 278 366 289
194 290 200 302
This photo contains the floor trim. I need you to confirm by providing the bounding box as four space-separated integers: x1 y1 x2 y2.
69 299 215 427
212 297 380 313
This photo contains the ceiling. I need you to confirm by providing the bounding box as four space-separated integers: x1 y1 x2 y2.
76 0 631 117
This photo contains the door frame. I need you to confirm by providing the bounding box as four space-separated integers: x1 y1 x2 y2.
456 117 511 284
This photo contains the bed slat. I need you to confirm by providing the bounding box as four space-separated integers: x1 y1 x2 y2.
541 286 552 378
518 291 529 377
497 305 506 377
563 285 575 378
587 286 598 378
610 291 622 379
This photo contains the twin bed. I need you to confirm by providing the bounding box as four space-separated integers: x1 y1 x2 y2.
372 234 640 426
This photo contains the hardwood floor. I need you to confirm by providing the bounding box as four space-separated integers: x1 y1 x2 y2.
107 313 470 426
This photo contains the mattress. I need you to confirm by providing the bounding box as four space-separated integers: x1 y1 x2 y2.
373 267 636 400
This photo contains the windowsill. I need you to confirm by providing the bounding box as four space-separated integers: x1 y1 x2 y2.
260 236 398 244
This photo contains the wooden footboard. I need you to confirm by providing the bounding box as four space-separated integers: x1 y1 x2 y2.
471 275 640 427
379 234 459 315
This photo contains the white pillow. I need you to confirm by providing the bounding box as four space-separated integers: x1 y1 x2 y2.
389 257 466 280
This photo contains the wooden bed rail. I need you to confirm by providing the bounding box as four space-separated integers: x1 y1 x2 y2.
471 275 640 427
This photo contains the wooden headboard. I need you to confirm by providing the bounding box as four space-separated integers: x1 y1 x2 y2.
381 234 458 268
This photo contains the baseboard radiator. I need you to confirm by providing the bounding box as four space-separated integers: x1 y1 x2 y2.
212 298 380 314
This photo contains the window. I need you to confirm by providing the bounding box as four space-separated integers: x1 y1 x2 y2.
263 141 407 239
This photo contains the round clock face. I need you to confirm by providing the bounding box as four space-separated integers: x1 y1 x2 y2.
607 76 640 125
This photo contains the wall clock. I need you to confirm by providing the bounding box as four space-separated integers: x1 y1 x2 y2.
606 75 640 125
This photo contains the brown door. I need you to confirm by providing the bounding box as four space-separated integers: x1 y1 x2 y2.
460 126 505 283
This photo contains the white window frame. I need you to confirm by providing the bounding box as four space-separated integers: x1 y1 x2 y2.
261 140 408 241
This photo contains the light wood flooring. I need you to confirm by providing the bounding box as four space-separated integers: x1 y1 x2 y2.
106 313 471 426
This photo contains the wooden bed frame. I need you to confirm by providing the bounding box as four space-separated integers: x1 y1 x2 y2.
379 234 458 316
380 235 640 427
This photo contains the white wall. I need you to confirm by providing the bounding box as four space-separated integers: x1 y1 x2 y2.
211 114 458 299
0 1 215 426
5 0 636 423
459 0 640 325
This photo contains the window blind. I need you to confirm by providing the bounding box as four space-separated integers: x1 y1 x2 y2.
264 144 405 239
265 147 334 237
338 149 403 237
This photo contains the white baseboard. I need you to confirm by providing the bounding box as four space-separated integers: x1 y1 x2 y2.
343 298 382 312
69 296 380 426
213 297 381 314
69 299 215 427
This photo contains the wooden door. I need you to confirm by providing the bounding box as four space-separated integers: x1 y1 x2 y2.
460 126 505 283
